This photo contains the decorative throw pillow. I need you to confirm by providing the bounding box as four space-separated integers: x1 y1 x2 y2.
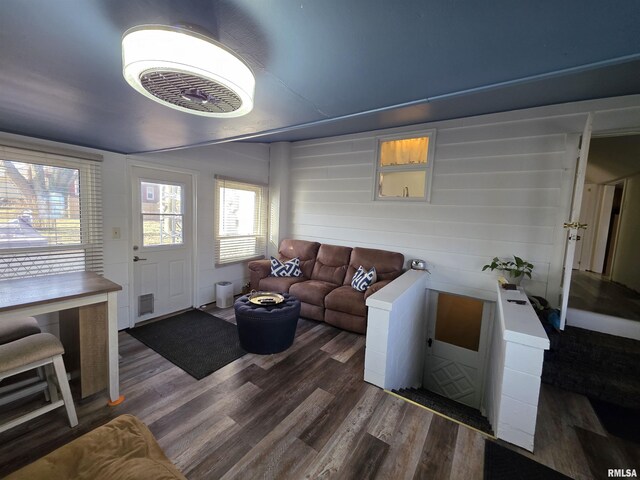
351 265 377 292
270 256 302 277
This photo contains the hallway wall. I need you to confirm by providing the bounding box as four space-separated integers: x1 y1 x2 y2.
611 172 640 293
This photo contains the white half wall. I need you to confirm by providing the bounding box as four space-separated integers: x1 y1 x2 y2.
364 270 429 390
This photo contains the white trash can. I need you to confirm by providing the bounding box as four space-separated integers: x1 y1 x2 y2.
216 281 234 308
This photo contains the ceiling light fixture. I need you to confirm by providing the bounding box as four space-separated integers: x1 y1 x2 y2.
122 25 255 117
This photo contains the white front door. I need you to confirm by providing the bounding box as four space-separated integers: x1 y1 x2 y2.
131 166 193 324
423 290 493 409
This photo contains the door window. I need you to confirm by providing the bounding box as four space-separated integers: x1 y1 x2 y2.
140 181 183 247
435 293 484 351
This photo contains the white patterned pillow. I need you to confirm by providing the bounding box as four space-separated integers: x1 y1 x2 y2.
351 265 377 292
270 256 302 277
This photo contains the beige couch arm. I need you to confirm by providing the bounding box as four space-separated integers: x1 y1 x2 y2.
248 259 272 290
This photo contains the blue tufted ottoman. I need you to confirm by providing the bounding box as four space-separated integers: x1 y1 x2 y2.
233 293 301 354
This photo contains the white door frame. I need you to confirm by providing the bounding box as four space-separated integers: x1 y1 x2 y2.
607 179 628 281
126 159 199 328
590 184 616 274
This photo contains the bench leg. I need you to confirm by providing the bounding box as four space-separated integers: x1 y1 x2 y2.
52 356 78 428
44 364 59 403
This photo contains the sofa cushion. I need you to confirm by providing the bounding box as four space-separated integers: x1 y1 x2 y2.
270 256 302 277
311 244 352 285
344 247 404 285
290 280 338 307
325 285 367 317
278 239 320 279
259 275 306 293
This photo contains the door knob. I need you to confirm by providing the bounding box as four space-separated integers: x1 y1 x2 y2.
133 256 147 262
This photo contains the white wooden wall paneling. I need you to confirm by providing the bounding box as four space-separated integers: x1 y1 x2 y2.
434 153 567 175
292 202 558 226
292 213 555 244
289 115 576 301
435 134 567 159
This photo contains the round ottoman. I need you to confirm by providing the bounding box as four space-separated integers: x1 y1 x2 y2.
234 293 301 354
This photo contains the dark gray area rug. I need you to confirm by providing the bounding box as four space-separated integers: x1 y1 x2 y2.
542 326 640 409
589 397 640 444
484 441 571 480
127 309 246 380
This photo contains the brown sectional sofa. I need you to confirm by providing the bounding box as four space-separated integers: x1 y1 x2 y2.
248 239 404 334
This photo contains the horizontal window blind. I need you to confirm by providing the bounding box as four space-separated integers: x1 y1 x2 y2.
0 144 103 279
214 176 267 266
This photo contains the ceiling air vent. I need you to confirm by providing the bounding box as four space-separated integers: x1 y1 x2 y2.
122 25 255 117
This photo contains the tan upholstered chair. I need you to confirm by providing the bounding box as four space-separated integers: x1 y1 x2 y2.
0 316 41 345
0 317 55 404
0 333 77 434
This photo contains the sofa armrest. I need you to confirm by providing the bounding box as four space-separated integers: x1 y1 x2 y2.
364 279 393 300
248 259 272 290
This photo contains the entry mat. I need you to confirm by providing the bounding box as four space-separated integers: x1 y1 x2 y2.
391 387 494 436
127 309 246 380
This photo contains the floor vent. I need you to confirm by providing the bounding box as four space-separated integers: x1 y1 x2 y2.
138 294 154 316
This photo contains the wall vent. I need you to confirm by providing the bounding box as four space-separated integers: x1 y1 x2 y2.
138 293 154 316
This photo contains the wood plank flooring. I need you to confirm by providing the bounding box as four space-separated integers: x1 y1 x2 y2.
0 305 638 479
569 270 640 321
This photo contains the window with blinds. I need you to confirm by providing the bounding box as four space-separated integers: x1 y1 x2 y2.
0 144 103 279
214 176 267 266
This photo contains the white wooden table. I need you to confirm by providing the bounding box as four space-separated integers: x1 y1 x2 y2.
0 271 122 403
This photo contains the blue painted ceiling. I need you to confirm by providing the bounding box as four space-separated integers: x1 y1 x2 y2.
0 0 639 153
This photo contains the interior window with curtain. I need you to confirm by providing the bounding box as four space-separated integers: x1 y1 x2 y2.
214 176 267 266
375 130 436 202
0 145 103 279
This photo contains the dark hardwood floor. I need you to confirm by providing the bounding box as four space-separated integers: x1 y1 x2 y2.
569 270 640 321
0 305 638 479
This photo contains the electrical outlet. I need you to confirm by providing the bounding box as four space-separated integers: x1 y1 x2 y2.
112 227 121 240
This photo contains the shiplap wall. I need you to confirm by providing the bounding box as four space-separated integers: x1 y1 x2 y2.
289 114 585 302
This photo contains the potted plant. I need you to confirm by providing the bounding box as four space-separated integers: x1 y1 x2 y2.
482 255 534 285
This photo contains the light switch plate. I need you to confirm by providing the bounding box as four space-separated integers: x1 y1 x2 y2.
112 227 121 240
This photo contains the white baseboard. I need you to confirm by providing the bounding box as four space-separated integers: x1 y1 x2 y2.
566 308 640 341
